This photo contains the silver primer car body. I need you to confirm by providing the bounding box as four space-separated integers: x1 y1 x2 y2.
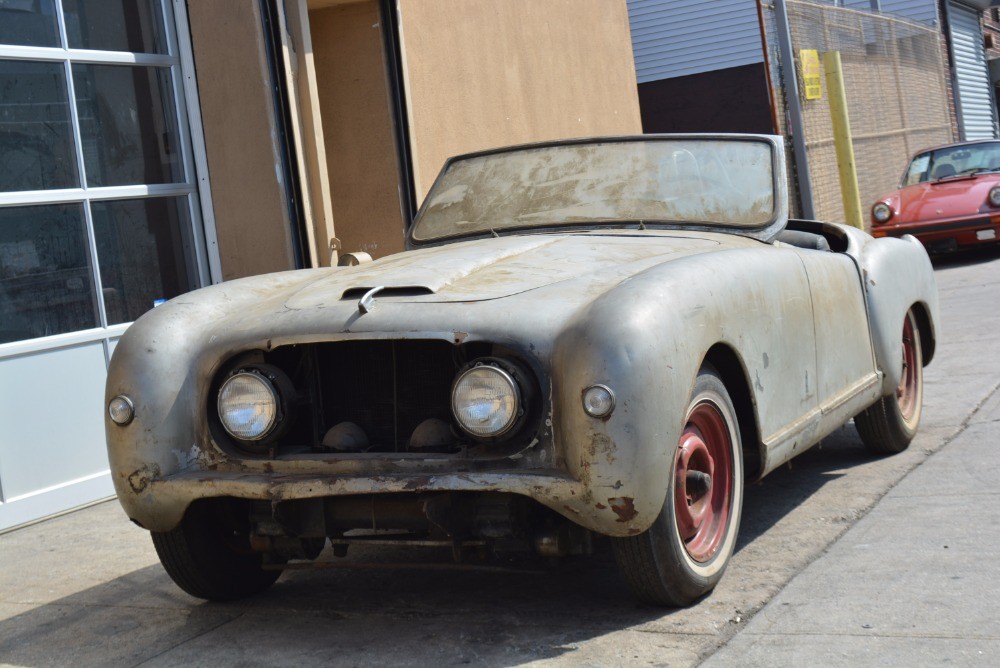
106 135 938 605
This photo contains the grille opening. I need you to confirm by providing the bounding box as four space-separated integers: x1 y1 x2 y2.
315 339 492 453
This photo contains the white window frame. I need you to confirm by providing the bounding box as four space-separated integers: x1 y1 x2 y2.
0 0 220 363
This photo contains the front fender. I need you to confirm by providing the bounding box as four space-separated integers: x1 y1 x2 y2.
551 287 699 537
105 270 328 527
550 245 818 536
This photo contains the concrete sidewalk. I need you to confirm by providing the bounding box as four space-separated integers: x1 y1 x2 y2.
706 251 1000 666
704 385 1000 666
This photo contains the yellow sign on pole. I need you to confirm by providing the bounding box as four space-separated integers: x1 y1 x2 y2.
800 49 822 100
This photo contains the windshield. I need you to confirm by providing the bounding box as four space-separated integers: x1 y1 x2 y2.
902 141 1000 186
411 138 776 242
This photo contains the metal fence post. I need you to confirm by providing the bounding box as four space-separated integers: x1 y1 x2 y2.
823 50 865 229
774 0 816 220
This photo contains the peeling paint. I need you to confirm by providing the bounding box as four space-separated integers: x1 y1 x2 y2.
173 445 203 470
608 496 637 523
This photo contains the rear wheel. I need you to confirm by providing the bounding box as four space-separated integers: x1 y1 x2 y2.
855 309 923 454
151 499 283 601
612 365 744 606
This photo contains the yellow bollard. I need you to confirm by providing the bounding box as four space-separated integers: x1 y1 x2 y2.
823 51 865 230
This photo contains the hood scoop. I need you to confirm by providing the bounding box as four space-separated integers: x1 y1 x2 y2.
341 286 434 300
342 285 435 315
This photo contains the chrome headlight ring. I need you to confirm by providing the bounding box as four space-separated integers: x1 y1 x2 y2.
216 366 292 444
451 359 527 440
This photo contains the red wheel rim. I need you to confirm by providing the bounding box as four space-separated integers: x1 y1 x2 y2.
896 316 918 422
674 401 733 563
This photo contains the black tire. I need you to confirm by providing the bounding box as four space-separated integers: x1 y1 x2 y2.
612 365 744 606
151 499 283 601
855 309 923 455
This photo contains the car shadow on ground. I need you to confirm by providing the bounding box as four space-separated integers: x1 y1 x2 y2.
0 426 880 666
738 423 872 550
929 244 1000 268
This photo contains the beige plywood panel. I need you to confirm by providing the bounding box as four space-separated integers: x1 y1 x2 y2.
398 0 642 202
311 2 406 258
187 1 296 280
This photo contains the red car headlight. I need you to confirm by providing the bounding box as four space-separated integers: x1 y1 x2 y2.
872 202 893 224
988 186 1000 207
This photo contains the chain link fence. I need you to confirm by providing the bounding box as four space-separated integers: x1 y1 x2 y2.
760 0 953 225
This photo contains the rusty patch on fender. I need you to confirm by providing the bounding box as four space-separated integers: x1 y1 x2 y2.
608 496 637 523
595 502 607 510
127 463 161 493
591 434 617 464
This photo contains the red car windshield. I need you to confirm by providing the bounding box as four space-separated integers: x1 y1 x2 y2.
902 142 1000 186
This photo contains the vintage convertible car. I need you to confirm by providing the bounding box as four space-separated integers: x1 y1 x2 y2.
871 139 1000 251
106 135 938 606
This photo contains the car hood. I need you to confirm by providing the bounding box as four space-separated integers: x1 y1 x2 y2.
892 176 1000 222
284 232 732 308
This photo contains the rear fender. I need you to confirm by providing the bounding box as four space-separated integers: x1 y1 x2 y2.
854 232 939 393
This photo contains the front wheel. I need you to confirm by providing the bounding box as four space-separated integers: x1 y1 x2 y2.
612 365 744 606
151 499 283 601
855 309 923 454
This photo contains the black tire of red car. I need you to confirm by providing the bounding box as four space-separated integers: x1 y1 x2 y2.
612 365 744 606
855 309 923 455
150 499 284 601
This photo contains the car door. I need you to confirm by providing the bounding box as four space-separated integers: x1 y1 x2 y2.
794 249 881 435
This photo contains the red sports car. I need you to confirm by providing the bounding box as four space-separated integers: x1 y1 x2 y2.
871 139 1000 251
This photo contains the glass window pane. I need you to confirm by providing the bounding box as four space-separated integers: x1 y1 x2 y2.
0 203 99 344
62 0 167 54
92 196 198 325
73 64 183 187
0 60 79 192
0 0 60 47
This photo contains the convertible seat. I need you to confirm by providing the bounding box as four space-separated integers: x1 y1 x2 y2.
931 163 956 179
775 230 831 251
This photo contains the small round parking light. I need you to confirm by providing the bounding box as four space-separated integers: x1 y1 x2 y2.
872 202 892 224
583 385 615 418
218 371 280 441
989 186 1000 208
108 395 135 425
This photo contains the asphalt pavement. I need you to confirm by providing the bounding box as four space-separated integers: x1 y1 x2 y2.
0 246 997 667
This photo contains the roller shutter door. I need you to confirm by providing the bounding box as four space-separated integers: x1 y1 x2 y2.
947 1 999 140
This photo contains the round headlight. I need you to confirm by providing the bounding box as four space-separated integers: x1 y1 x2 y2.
582 385 615 418
108 395 134 425
452 364 521 438
989 186 1000 207
872 202 892 224
218 371 279 441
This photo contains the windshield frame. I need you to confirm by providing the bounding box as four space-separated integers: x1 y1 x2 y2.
407 134 789 247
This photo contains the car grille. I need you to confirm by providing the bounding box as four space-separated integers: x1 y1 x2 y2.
315 340 459 452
